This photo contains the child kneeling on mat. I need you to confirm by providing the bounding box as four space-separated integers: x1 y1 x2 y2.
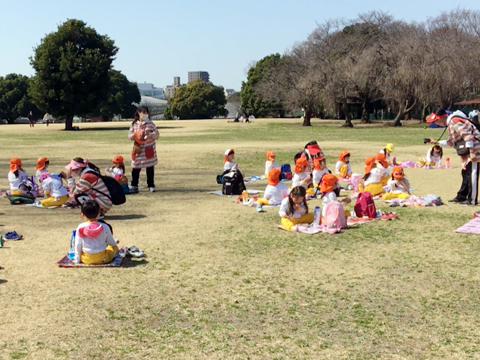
38 173 69 207
74 201 119 265
256 167 289 211
279 186 314 231
383 166 411 200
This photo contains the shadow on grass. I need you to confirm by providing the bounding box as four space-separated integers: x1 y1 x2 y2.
106 214 147 220
73 126 184 132
0 279 7 284
122 259 148 268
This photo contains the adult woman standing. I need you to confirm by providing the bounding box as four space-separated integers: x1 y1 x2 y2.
128 106 159 192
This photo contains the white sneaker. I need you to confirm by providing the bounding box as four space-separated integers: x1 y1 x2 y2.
149 187 156 193
129 186 138 193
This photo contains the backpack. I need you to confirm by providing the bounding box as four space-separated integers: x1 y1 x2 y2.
280 164 292 180
322 202 347 233
354 191 376 218
222 170 246 195
86 171 126 205
7 193 36 205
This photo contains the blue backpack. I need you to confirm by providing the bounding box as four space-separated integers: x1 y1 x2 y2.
280 164 292 180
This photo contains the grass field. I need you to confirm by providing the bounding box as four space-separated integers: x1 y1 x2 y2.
1 118 480 359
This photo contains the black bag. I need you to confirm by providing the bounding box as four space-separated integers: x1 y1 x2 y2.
87 171 126 205
222 170 246 195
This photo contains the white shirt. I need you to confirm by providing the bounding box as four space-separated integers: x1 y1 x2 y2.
42 175 68 198
425 150 442 167
379 149 391 161
264 182 288 206
224 161 237 172
292 172 309 189
265 160 280 175
74 222 117 264
335 161 351 176
364 168 384 186
8 170 28 190
378 164 389 177
106 167 124 177
387 178 410 193
321 191 339 216
35 169 50 183
279 197 307 218
312 168 329 185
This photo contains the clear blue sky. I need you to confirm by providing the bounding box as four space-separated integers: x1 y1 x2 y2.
1 0 479 91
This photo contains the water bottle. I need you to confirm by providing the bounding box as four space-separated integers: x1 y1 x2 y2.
68 230 76 260
0 233 3 248
445 158 450 168
242 190 248 203
313 206 321 226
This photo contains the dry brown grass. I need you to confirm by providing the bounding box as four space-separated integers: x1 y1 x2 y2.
1 119 479 359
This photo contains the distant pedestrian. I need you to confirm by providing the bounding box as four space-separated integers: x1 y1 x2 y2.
43 112 52 127
27 111 34 127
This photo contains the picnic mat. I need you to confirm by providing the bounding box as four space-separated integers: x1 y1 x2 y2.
56 247 126 267
454 218 480 234
244 175 266 183
24 203 60 209
209 189 263 196
276 217 378 235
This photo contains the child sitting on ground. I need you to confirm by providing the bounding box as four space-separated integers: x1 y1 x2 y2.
312 157 329 188
265 150 280 177
417 145 443 169
335 150 352 179
8 158 29 195
38 173 69 207
224 149 239 172
256 167 289 211
383 166 411 200
279 186 314 231
292 157 314 195
363 156 388 196
35 157 50 183
319 173 351 216
379 143 395 165
105 155 125 180
74 200 119 265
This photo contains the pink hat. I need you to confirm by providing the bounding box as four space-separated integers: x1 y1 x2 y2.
65 158 87 170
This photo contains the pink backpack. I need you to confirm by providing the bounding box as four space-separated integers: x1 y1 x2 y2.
322 202 347 233
354 191 376 218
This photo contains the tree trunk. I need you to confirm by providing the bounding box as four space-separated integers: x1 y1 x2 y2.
393 112 403 126
361 101 371 124
302 107 312 126
342 103 354 128
65 114 74 130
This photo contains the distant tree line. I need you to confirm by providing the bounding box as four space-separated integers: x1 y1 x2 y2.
241 10 480 126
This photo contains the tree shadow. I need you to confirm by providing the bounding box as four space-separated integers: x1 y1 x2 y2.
76 126 184 132
0 280 7 285
106 214 147 220
122 259 148 268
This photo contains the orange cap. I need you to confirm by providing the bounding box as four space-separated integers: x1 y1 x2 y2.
320 173 338 193
338 150 350 162
267 167 281 186
10 157 23 172
365 156 376 174
294 157 308 172
392 166 404 179
266 150 276 160
36 157 49 170
112 155 124 164
224 149 234 162
313 157 326 170
376 153 388 168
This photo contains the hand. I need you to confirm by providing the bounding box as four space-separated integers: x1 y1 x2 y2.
470 152 477 161
429 139 438 144
66 169 72 178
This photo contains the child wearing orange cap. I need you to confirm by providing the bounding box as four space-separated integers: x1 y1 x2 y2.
105 155 126 180
256 168 289 211
376 153 390 181
312 157 329 188
335 150 352 178
8 158 29 195
278 186 314 231
383 166 411 200
320 173 351 216
264 150 280 177
292 157 312 190
35 157 50 183
363 156 388 196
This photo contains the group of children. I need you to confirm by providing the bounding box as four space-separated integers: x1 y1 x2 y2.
224 141 446 232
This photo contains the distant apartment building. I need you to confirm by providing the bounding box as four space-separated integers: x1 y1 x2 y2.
164 76 182 99
137 82 165 99
224 89 236 97
188 71 210 83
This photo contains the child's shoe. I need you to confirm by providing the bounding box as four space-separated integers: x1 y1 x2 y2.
256 204 264 212
149 187 155 193
4 231 23 240
381 213 390 221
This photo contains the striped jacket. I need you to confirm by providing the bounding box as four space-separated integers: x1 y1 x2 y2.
444 115 480 157
68 168 112 212
128 120 159 169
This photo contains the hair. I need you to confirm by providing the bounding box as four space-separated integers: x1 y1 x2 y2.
287 186 308 216
13 169 19 178
429 145 443 159
81 200 100 219
132 106 150 124
72 157 101 174
113 162 125 172
383 148 388 154
362 173 371 181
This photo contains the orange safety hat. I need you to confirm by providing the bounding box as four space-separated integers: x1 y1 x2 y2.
313 157 326 170
36 157 49 170
266 150 276 160
267 167 281 186
392 166 404 179
224 149 234 162
338 150 350 162
319 173 338 193
112 155 124 164
364 156 376 174
9 157 23 172
375 153 388 168
294 157 309 172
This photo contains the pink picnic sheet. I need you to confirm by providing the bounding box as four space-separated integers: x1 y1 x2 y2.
454 218 480 234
